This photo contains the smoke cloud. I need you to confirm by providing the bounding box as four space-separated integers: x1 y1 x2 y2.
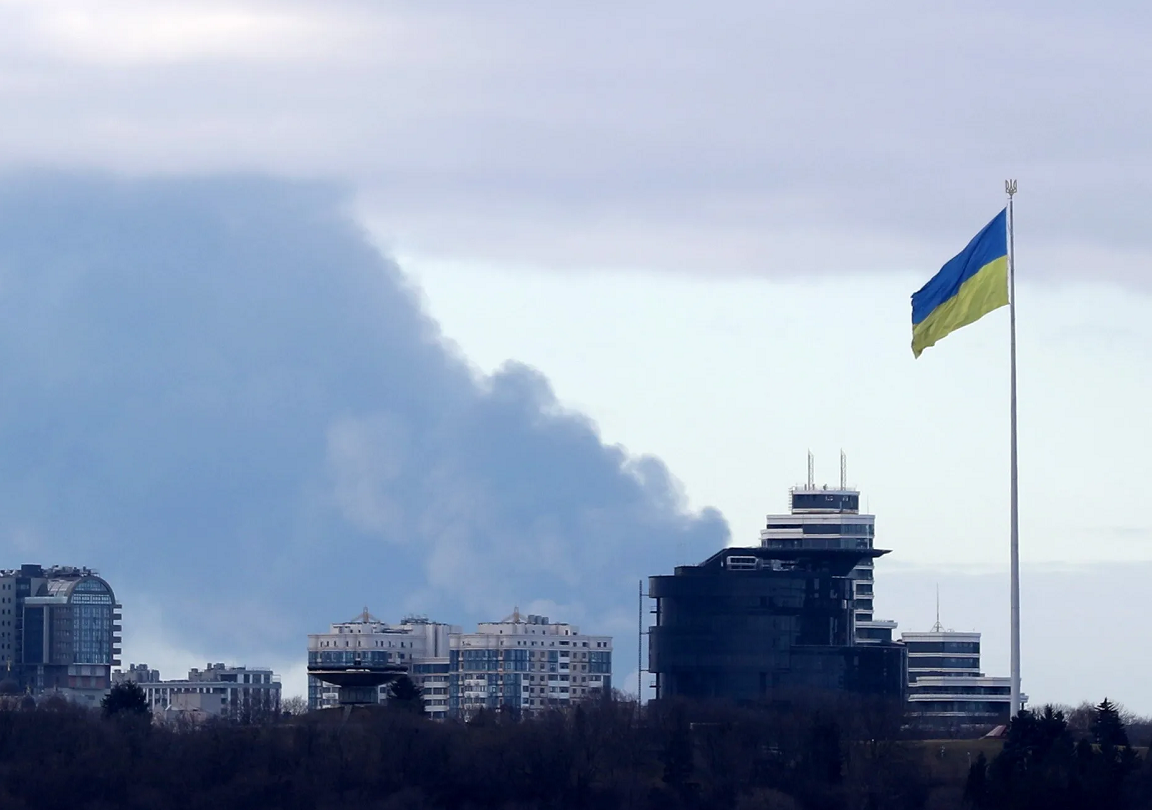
0 174 728 677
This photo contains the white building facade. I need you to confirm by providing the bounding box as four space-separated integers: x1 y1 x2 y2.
114 663 281 721
448 610 612 720
901 629 1019 729
307 611 458 719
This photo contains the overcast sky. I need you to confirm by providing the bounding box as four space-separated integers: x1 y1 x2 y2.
1 1 1149 710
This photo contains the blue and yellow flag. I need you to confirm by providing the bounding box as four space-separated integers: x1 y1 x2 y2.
911 209 1009 358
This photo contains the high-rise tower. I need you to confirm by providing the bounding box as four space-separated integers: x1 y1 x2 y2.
759 453 898 644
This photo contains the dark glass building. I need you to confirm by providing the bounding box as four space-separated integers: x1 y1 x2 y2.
649 547 906 702
759 466 898 645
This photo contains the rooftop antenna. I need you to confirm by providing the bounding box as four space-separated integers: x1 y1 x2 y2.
807 450 814 488
931 585 944 632
840 450 847 490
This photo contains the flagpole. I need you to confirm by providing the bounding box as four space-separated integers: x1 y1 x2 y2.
1006 179 1021 717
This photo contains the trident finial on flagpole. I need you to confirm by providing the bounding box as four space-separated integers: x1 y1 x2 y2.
1005 179 1018 198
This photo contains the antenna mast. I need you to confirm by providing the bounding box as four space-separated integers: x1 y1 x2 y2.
932 585 944 632
807 450 814 488
840 450 847 489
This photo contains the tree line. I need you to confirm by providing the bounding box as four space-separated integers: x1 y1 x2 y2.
0 681 1146 810
963 700 1150 810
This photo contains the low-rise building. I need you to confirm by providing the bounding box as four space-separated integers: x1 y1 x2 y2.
901 628 1022 730
449 610 612 720
114 662 162 684
115 663 281 720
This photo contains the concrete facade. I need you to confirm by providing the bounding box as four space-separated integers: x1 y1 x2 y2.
449 610 612 720
115 662 281 721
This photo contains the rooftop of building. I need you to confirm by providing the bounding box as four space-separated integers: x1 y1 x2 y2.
900 630 982 641
315 608 460 635
466 608 593 636
664 545 890 577
788 484 859 495
322 622 413 635
112 663 164 683
189 662 274 674
158 664 280 685
0 564 100 579
22 574 119 606
309 608 601 644
782 453 865 514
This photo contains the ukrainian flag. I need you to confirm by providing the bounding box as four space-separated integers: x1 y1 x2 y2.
911 209 1009 358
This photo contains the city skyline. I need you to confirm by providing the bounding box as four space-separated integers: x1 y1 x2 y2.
0 2 1148 713
2 181 1147 712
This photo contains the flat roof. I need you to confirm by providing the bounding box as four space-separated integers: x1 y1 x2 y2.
656 546 892 577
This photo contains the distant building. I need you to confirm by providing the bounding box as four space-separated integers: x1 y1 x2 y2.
901 627 1021 729
308 609 611 719
649 546 907 702
114 662 281 721
449 610 612 720
307 610 458 718
0 564 122 705
114 662 162 684
760 456 898 645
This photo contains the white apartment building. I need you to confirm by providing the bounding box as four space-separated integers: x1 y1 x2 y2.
307 611 458 719
449 610 612 720
901 628 1021 728
114 663 281 720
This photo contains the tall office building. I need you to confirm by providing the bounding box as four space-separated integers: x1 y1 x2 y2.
0 564 121 705
901 624 1020 729
449 610 612 720
760 455 898 645
649 546 907 702
307 610 458 718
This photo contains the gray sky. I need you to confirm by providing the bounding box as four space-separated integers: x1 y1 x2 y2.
4 1 1151 282
0 1 1149 709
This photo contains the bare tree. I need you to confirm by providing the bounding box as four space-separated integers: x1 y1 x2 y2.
281 695 309 716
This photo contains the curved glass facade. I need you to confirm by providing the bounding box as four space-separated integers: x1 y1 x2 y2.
71 578 114 665
7 566 120 697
